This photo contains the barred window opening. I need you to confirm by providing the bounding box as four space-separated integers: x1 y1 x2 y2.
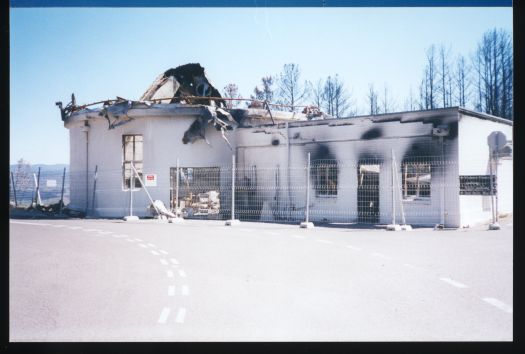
123 135 143 189
402 162 431 199
312 160 338 196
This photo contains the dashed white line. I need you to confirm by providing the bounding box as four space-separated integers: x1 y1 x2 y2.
52 225 66 228
166 270 174 278
316 239 334 244
147 243 156 248
138 243 148 248
291 235 306 239
125 238 136 242
483 298 513 314
98 231 113 235
150 250 160 256
240 228 255 233
182 285 189 296
134 238 143 242
345 245 362 251
265 231 280 236
157 307 171 324
160 259 169 266
159 250 169 255
170 258 179 265
371 252 392 260
178 270 187 278
168 286 176 296
175 308 186 323
439 277 468 288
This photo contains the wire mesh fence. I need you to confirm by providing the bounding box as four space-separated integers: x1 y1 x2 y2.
9 168 69 209
10 154 510 226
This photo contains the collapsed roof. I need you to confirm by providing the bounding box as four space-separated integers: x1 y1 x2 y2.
56 63 309 149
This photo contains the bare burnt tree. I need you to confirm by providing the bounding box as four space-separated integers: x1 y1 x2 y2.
455 54 470 107
438 45 454 108
333 75 354 117
472 28 513 119
419 45 438 110
404 85 416 111
381 83 397 113
367 83 380 115
311 79 325 110
222 83 242 109
249 76 276 108
277 63 310 112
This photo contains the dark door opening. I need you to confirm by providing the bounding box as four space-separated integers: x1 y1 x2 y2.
357 164 380 223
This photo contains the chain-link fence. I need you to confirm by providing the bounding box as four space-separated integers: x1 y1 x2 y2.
9 168 69 209
11 153 510 227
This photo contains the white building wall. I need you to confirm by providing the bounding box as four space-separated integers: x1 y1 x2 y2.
235 116 460 227
457 114 513 227
68 114 236 217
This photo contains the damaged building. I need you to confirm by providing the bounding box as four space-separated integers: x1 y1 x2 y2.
58 63 513 228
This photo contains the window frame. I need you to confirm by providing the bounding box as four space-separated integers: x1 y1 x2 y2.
312 160 338 197
122 134 144 190
401 161 431 201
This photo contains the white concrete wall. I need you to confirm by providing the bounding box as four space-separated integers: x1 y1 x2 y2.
235 116 460 227
457 114 513 227
68 114 236 217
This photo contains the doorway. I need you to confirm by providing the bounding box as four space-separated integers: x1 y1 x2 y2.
357 164 380 223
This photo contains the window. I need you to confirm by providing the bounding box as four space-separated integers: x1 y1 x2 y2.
402 162 431 199
312 160 338 196
123 135 143 189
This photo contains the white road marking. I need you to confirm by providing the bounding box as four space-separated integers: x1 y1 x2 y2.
125 238 136 242
82 229 95 232
291 235 305 239
157 307 171 324
175 308 186 323
150 250 160 256
168 286 176 296
134 238 143 242
316 239 334 244
439 277 468 288
159 250 169 255
68 226 82 230
182 285 189 296
166 270 174 278
345 245 362 251
371 252 392 260
10 221 42 226
138 243 148 248
52 225 66 228
483 298 513 314
265 231 280 236
178 270 187 278
240 228 255 233
147 243 156 248
116 234 129 238
170 258 179 265
160 259 169 266
98 231 113 235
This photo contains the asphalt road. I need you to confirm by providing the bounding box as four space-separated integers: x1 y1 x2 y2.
9 216 513 341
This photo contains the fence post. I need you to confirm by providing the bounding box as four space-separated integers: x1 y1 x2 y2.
300 152 314 228
391 149 396 226
60 167 66 214
225 154 240 226
124 162 138 221
488 150 500 230
91 165 98 215
33 167 42 207
176 158 180 213
11 172 18 207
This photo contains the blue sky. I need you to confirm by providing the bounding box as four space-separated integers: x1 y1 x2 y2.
10 7 512 164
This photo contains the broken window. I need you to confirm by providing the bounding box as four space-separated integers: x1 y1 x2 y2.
312 160 338 196
402 162 431 199
122 135 143 189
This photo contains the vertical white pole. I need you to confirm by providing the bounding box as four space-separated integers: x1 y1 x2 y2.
391 149 396 225
176 158 180 213
494 153 499 223
306 152 311 223
489 151 496 224
231 154 236 221
440 136 445 227
129 161 134 217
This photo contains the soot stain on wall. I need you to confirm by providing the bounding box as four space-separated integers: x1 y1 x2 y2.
361 127 383 140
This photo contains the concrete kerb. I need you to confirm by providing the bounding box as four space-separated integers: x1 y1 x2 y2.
300 221 314 229
225 219 241 226
386 224 413 231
